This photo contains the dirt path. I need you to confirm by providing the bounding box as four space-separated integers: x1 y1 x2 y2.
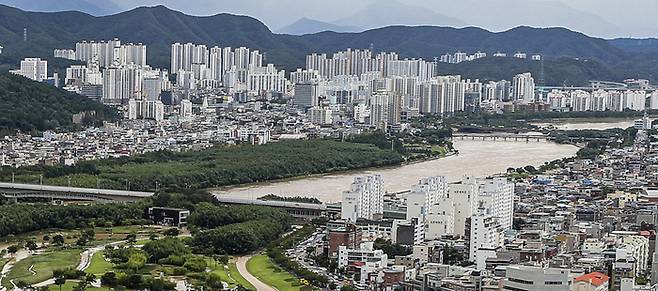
235 256 276 291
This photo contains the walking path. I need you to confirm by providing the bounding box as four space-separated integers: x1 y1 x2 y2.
1 250 35 291
235 256 276 291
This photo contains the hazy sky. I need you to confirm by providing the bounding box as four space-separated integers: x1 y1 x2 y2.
3 0 658 38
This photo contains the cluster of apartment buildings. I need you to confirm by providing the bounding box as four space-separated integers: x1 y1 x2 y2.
6 44 654 136
439 51 542 64
547 89 658 112
302 128 658 291
331 174 515 288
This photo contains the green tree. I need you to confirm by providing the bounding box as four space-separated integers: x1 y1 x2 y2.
126 253 147 272
100 272 118 287
54 277 66 291
53 235 65 246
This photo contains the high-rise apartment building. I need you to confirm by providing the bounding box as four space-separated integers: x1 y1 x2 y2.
512 72 535 104
341 175 385 222
12 58 48 81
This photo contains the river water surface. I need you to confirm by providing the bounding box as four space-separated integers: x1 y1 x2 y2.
212 119 634 202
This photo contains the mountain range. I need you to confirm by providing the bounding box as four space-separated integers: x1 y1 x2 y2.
278 0 467 35
1 4 658 85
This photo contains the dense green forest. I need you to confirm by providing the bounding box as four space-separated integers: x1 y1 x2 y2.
0 139 402 191
186 202 291 229
0 73 117 135
187 202 292 254
0 203 145 237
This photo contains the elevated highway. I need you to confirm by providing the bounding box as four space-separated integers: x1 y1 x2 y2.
0 182 154 202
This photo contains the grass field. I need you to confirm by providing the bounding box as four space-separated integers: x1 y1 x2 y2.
48 281 105 291
85 251 114 275
246 255 314 291
207 257 255 290
2 249 82 288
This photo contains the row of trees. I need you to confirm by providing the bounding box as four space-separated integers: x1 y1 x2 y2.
266 224 329 288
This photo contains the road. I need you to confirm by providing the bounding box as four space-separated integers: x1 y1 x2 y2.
235 255 277 291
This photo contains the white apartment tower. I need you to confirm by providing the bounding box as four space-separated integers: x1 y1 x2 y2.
468 207 502 262
512 72 535 104
369 90 401 130
449 177 479 237
406 176 449 220
180 99 193 121
14 58 48 81
478 177 515 231
341 175 384 221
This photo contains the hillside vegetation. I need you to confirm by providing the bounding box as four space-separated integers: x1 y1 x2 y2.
0 73 117 135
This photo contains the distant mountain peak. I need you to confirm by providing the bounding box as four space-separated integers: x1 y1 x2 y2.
333 0 467 29
277 17 361 35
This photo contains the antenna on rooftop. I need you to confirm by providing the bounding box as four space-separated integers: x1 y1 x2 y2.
369 43 374 53
23 27 27 42
538 57 545 87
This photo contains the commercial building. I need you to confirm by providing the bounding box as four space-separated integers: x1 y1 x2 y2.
503 265 571 291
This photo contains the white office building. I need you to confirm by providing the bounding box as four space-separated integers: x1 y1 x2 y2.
419 76 466 116
102 64 144 104
424 198 455 240
369 90 401 130
308 106 333 125
75 39 146 67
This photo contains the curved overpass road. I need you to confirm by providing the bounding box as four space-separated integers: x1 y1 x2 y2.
236 256 276 291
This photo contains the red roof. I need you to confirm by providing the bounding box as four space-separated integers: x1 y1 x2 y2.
574 272 609 286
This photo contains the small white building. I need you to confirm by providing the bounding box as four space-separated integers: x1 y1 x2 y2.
338 242 387 285
503 265 570 291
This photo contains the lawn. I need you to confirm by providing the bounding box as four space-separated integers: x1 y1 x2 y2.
207 257 255 290
246 255 315 291
48 281 105 291
3 249 82 288
85 251 114 275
